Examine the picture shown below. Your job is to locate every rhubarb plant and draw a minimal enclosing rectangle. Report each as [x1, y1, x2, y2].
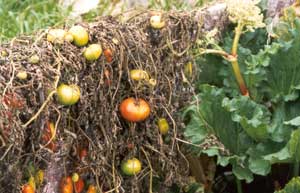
[184, 1, 300, 183]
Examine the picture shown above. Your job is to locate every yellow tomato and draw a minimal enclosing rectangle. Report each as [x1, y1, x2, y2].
[64, 32, 74, 42]
[150, 15, 165, 29]
[17, 71, 28, 80]
[28, 176, 36, 191]
[56, 84, 80, 105]
[84, 44, 102, 61]
[28, 54, 40, 64]
[35, 170, 44, 186]
[158, 118, 169, 135]
[121, 158, 142, 176]
[72, 173, 79, 182]
[130, 69, 149, 81]
[47, 29, 66, 44]
[184, 62, 193, 78]
[69, 25, 89, 47]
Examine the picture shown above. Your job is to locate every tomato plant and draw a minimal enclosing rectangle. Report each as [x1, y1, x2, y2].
[119, 97, 150, 122]
[121, 158, 142, 176]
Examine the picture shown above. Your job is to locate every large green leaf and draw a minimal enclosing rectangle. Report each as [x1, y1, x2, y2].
[222, 96, 271, 142]
[248, 18, 300, 102]
[183, 85, 269, 182]
[275, 177, 300, 193]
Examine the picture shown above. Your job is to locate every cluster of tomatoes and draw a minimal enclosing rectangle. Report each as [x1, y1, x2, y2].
[21, 13, 169, 193]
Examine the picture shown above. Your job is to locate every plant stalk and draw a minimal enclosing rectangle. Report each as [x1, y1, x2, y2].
[293, 162, 299, 177]
[236, 178, 243, 193]
[230, 23, 249, 96]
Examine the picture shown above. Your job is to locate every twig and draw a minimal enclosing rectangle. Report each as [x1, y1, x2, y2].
[141, 147, 153, 193]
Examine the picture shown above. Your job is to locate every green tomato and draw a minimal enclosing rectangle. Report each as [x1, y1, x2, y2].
[56, 84, 80, 105]
[84, 44, 102, 61]
[158, 118, 169, 135]
[121, 158, 142, 176]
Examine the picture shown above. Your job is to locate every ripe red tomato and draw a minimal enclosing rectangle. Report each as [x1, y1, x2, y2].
[22, 184, 34, 193]
[119, 98, 150, 122]
[60, 177, 73, 193]
[104, 48, 113, 62]
[74, 178, 85, 193]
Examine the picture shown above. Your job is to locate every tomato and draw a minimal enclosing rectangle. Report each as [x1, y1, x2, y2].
[184, 62, 193, 78]
[69, 25, 89, 47]
[35, 170, 44, 186]
[60, 177, 73, 193]
[17, 71, 28, 80]
[78, 147, 88, 160]
[28, 54, 40, 64]
[158, 118, 169, 135]
[121, 158, 142, 176]
[22, 184, 34, 193]
[130, 69, 149, 81]
[28, 176, 36, 191]
[150, 15, 165, 29]
[87, 185, 97, 193]
[64, 32, 74, 42]
[103, 48, 113, 62]
[72, 173, 79, 182]
[74, 178, 85, 193]
[47, 29, 66, 44]
[56, 84, 80, 105]
[119, 98, 150, 122]
[84, 44, 102, 61]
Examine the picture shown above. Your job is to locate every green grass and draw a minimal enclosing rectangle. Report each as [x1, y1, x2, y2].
[0, 0, 70, 43]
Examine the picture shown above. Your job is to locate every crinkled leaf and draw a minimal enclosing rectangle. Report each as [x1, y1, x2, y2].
[222, 96, 271, 141]
[275, 177, 300, 193]
[270, 101, 300, 142]
[248, 157, 271, 176]
[260, 19, 300, 102]
[264, 129, 300, 163]
[285, 117, 300, 127]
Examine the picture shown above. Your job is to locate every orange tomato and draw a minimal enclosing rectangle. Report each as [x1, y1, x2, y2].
[60, 177, 73, 193]
[104, 48, 113, 63]
[74, 178, 85, 193]
[87, 184, 97, 193]
[22, 184, 34, 193]
[119, 98, 150, 122]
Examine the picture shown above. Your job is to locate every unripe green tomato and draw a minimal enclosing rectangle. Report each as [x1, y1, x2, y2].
[69, 25, 89, 47]
[158, 118, 169, 135]
[121, 158, 142, 176]
[84, 44, 102, 61]
[56, 84, 80, 105]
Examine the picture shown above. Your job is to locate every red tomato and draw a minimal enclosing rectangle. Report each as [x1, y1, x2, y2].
[74, 178, 85, 193]
[104, 48, 113, 62]
[60, 177, 73, 193]
[119, 98, 150, 122]
[22, 184, 34, 193]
